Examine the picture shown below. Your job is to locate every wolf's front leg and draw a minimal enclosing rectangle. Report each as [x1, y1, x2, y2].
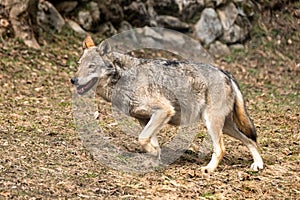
[138, 108, 175, 159]
[142, 134, 161, 159]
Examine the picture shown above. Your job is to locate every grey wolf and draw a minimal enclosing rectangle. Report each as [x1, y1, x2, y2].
[71, 36, 264, 173]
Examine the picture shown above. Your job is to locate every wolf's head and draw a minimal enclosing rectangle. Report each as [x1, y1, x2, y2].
[71, 36, 114, 95]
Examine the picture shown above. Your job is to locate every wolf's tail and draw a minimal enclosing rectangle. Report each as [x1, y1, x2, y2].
[231, 79, 257, 142]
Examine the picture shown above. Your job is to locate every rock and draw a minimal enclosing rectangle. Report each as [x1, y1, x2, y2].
[37, 0, 65, 33]
[174, 0, 184, 13]
[208, 41, 230, 58]
[151, 0, 179, 16]
[161, 29, 186, 46]
[152, 0, 205, 22]
[147, 4, 158, 26]
[124, 2, 154, 27]
[174, 0, 205, 21]
[78, 10, 93, 31]
[229, 43, 244, 51]
[204, 0, 227, 7]
[77, 1, 100, 31]
[195, 8, 223, 45]
[235, 15, 252, 29]
[220, 10, 252, 44]
[217, 2, 238, 30]
[0, 0, 22, 7]
[162, 28, 213, 63]
[143, 26, 163, 40]
[54, 1, 78, 14]
[217, 2, 245, 43]
[213, 0, 228, 6]
[235, 0, 255, 17]
[66, 19, 86, 35]
[221, 24, 247, 44]
[117, 27, 213, 63]
[97, 22, 117, 37]
[157, 15, 190, 31]
[118, 21, 133, 32]
[99, 2, 124, 23]
[9, 0, 40, 49]
[88, 1, 100, 22]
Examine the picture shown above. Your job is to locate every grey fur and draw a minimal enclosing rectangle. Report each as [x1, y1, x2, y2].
[72, 38, 264, 172]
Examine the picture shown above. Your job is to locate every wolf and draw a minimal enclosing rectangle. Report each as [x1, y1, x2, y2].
[71, 36, 264, 173]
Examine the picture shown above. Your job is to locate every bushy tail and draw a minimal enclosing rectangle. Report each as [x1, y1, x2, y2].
[231, 80, 257, 142]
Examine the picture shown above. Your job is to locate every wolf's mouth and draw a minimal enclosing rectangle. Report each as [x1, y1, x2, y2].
[77, 77, 98, 95]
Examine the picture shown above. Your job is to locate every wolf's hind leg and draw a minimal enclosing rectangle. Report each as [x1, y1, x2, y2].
[223, 115, 264, 171]
[138, 108, 174, 159]
[201, 112, 226, 173]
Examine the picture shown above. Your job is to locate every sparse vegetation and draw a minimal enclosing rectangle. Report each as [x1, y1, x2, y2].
[0, 2, 299, 199]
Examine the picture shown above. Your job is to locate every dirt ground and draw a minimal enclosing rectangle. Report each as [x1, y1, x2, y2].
[0, 3, 299, 199]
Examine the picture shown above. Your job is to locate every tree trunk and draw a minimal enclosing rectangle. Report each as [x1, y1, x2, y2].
[0, 0, 40, 49]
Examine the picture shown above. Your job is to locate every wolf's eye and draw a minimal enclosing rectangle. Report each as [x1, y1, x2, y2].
[88, 64, 95, 68]
[107, 64, 113, 69]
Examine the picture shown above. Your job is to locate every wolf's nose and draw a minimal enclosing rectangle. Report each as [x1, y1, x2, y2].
[70, 77, 78, 85]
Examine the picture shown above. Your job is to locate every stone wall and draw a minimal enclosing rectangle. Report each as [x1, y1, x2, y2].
[0, 0, 258, 56]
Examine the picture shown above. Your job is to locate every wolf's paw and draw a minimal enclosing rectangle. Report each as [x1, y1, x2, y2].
[250, 162, 264, 171]
[138, 138, 150, 147]
[144, 143, 161, 159]
[200, 166, 215, 173]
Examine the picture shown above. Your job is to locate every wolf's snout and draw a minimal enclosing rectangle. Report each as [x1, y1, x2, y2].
[70, 77, 78, 85]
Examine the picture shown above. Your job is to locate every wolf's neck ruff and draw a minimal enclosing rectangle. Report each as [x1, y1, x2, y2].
[95, 52, 143, 101]
[108, 52, 143, 71]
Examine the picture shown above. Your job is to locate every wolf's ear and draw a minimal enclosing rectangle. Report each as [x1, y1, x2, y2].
[97, 40, 112, 57]
[83, 35, 95, 49]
